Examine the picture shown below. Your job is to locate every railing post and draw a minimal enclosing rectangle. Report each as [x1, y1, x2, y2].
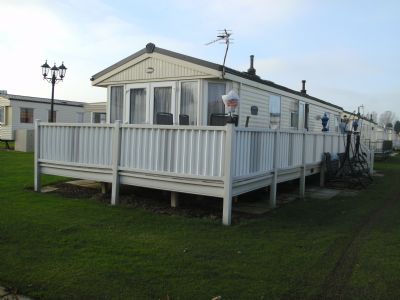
[111, 121, 121, 205]
[299, 132, 306, 198]
[34, 119, 41, 192]
[270, 130, 280, 208]
[370, 149, 375, 175]
[223, 123, 235, 226]
[320, 133, 326, 187]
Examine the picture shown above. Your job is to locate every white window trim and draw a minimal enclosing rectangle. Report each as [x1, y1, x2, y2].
[125, 83, 149, 124]
[268, 94, 282, 129]
[205, 80, 227, 125]
[149, 81, 176, 125]
[107, 85, 125, 123]
[177, 80, 201, 126]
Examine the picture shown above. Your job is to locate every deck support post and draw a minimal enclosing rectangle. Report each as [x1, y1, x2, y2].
[111, 121, 121, 205]
[34, 119, 41, 192]
[223, 123, 235, 226]
[299, 132, 307, 198]
[171, 192, 179, 208]
[101, 182, 108, 194]
[270, 131, 280, 208]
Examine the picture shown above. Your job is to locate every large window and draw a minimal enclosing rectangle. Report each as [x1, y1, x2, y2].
[180, 81, 198, 125]
[110, 86, 124, 123]
[153, 86, 172, 123]
[48, 110, 57, 122]
[0, 106, 4, 124]
[269, 95, 281, 129]
[207, 82, 226, 124]
[129, 88, 147, 124]
[20, 108, 34, 123]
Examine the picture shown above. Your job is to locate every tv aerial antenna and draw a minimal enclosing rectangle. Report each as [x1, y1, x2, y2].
[205, 29, 233, 78]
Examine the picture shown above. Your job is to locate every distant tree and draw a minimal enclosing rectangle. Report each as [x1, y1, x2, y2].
[379, 111, 397, 127]
[394, 120, 400, 134]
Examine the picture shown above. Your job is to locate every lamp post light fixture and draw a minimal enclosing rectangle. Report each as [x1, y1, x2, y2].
[41, 60, 67, 122]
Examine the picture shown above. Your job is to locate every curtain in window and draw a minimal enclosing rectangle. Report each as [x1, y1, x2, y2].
[20, 108, 34, 123]
[153, 87, 172, 123]
[180, 82, 198, 125]
[208, 82, 225, 124]
[130, 88, 146, 124]
[110, 86, 124, 123]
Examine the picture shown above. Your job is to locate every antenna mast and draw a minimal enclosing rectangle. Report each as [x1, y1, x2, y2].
[205, 29, 233, 78]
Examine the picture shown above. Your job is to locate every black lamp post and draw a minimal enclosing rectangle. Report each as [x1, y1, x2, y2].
[41, 60, 67, 122]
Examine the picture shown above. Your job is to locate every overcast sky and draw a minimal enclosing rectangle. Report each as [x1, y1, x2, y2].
[1, 0, 399, 119]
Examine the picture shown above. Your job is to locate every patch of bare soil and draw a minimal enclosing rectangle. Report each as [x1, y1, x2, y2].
[49, 179, 304, 223]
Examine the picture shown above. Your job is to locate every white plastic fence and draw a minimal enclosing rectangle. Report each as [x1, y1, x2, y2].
[38, 122, 346, 180]
[233, 129, 346, 178]
[39, 124, 114, 166]
[119, 125, 226, 177]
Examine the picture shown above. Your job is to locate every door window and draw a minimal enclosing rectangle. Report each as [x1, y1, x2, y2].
[130, 88, 147, 124]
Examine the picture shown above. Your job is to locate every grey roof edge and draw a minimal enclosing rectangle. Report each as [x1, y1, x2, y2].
[90, 43, 343, 111]
[343, 109, 378, 125]
[2, 94, 86, 107]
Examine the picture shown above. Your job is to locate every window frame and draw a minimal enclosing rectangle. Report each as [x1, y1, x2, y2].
[269, 94, 281, 129]
[0, 106, 5, 124]
[20, 107, 34, 124]
[206, 81, 226, 125]
[178, 80, 200, 126]
[108, 85, 124, 123]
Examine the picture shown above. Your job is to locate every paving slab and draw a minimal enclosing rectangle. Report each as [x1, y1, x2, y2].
[305, 187, 341, 200]
[65, 179, 100, 189]
[40, 186, 59, 193]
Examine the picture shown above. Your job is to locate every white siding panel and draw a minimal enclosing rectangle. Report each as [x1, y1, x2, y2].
[103, 57, 211, 84]
[238, 84, 269, 128]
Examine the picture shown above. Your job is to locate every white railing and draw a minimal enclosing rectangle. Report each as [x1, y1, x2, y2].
[119, 125, 226, 177]
[36, 121, 350, 226]
[233, 129, 346, 178]
[39, 123, 114, 166]
[38, 122, 347, 179]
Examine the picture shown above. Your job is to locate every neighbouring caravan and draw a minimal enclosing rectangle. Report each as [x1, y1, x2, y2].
[0, 91, 90, 141]
[84, 102, 107, 123]
[90, 43, 343, 131]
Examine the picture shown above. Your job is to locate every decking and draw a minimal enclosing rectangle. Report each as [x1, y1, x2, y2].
[34, 121, 348, 225]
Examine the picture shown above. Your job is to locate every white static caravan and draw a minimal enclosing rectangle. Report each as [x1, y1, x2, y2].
[35, 43, 363, 225]
[0, 91, 89, 141]
[90, 43, 342, 131]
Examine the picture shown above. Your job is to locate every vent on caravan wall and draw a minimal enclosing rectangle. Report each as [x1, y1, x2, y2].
[300, 80, 307, 94]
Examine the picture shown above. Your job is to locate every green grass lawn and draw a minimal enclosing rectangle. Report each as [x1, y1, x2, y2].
[1, 150, 400, 299]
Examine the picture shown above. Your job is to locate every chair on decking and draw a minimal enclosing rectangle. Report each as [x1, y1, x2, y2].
[179, 114, 189, 125]
[210, 113, 238, 126]
[156, 112, 173, 125]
